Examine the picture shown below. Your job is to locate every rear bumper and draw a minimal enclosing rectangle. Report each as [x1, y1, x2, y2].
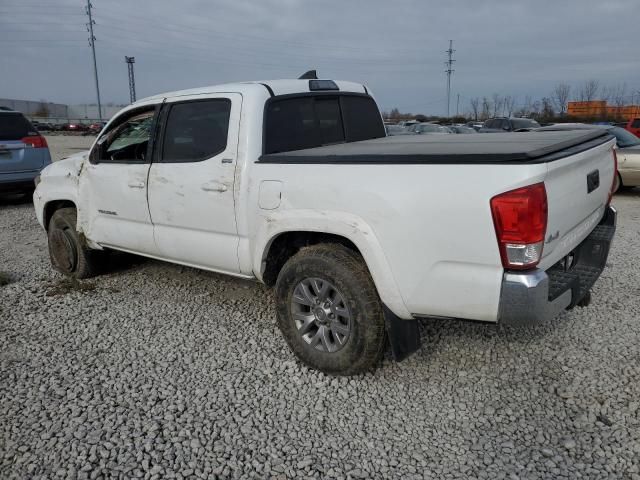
[0, 171, 40, 193]
[498, 206, 616, 326]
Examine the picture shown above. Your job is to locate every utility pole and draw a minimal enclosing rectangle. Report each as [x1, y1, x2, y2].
[456, 93, 460, 117]
[125, 56, 136, 104]
[444, 40, 455, 118]
[85, 0, 102, 120]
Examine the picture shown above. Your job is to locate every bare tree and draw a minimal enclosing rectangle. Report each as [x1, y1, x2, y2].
[469, 97, 480, 120]
[541, 97, 555, 120]
[530, 99, 542, 118]
[515, 95, 533, 117]
[552, 83, 571, 115]
[600, 85, 614, 103]
[504, 96, 516, 117]
[577, 80, 600, 102]
[491, 93, 503, 117]
[612, 83, 628, 108]
[481, 97, 491, 120]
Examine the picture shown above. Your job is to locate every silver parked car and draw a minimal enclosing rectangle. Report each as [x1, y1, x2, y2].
[0, 109, 52, 195]
[385, 124, 414, 136]
[450, 125, 477, 134]
[410, 123, 454, 135]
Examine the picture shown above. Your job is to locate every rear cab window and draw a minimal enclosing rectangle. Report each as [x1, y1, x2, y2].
[264, 94, 385, 154]
[0, 112, 38, 140]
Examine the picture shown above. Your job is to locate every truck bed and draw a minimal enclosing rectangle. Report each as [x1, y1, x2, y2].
[259, 130, 613, 164]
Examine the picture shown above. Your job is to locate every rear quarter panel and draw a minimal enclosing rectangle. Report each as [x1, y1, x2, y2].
[244, 161, 548, 322]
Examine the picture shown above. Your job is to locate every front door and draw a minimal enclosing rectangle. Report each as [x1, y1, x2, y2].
[147, 94, 241, 273]
[78, 102, 160, 254]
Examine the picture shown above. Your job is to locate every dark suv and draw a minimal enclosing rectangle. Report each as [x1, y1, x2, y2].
[0, 109, 52, 195]
[480, 117, 541, 133]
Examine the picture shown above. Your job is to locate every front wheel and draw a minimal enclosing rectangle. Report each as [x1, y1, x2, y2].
[48, 208, 103, 279]
[275, 243, 386, 375]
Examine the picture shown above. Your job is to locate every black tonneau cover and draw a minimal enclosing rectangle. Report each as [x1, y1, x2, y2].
[259, 130, 613, 164]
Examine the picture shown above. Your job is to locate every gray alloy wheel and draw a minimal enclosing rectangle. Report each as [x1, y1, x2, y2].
[291, 277, 351, 353]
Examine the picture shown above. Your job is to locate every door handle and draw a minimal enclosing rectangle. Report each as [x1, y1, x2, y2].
[128, 181, 145, 189]
[201, 182, 228, 193]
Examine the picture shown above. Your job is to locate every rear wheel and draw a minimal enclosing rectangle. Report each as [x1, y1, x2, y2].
[48, 208, 103, 279]
[275, 243, 386, 375]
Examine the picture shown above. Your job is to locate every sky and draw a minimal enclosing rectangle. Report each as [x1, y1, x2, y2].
[1, 0, 639, 116]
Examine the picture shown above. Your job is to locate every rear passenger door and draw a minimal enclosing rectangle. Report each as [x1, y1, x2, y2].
[147, 94, 241, 273]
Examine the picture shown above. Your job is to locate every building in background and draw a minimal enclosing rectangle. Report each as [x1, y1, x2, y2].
[0, 98, 68, 118]
[567, 100, 640, 120]
[0, 98, 124, 124]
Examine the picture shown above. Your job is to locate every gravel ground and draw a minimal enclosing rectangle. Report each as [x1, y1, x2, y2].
[1, 141, 639, 478]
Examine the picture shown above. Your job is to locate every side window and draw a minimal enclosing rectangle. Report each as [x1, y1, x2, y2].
[485, 119, 496, 129]
[341, 96, 385, 142]
[97, 109, 155, 163]
[161, 99, 231, 163]
[631, 119, 640, 128]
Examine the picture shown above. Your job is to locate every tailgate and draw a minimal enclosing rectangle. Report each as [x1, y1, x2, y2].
[0, 140, 46, 173]
[539, 137, 616, 270]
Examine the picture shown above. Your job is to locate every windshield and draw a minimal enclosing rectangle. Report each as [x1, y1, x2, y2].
[511, 119, 540, 130]
[610, 127, 640, 148]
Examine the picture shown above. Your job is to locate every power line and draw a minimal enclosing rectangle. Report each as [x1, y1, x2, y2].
[445, 40, 455, 117]
[96, 9, 423, 57]
[85, 0, 102, 121]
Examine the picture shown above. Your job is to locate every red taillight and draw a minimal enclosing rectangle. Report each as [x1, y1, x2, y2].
[490, 182, 548, 270]
[21, 135, 48, 149]
[608, 148, 618, 205]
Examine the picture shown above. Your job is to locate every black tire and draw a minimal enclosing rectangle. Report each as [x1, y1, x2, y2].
[275, 243, 386, 375]
[48, 208, 103, 279]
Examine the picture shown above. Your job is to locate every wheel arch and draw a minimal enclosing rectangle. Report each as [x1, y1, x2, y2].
[262, 231, 360, 287]
[43, 199, 77, 230]
[254, 212, 411, 319]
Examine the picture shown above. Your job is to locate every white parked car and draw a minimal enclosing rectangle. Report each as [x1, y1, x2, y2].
[34, 76, 617, 375]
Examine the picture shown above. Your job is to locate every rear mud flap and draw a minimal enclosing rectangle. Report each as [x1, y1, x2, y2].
[383, 305, 421, 362]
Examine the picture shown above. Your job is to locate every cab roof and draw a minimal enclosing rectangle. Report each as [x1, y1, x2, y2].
[137, 79, 368, 104]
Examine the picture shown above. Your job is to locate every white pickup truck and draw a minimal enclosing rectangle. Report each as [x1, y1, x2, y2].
[33, 75, 617, 375]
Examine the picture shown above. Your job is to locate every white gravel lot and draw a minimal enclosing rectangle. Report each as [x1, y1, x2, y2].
[1, 136, 639, 479]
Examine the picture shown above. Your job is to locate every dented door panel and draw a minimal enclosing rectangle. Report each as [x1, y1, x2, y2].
[147, 93, 242, 273]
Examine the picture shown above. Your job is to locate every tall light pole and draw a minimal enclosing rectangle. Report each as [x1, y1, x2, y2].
[85, 0, 102, 120]
[125, 56, 136, 104]
[445, 40, 455, 118]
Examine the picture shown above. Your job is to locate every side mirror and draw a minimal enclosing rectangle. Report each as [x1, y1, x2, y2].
[91, 134, 112, 164]
[89, 139, 104, 164]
